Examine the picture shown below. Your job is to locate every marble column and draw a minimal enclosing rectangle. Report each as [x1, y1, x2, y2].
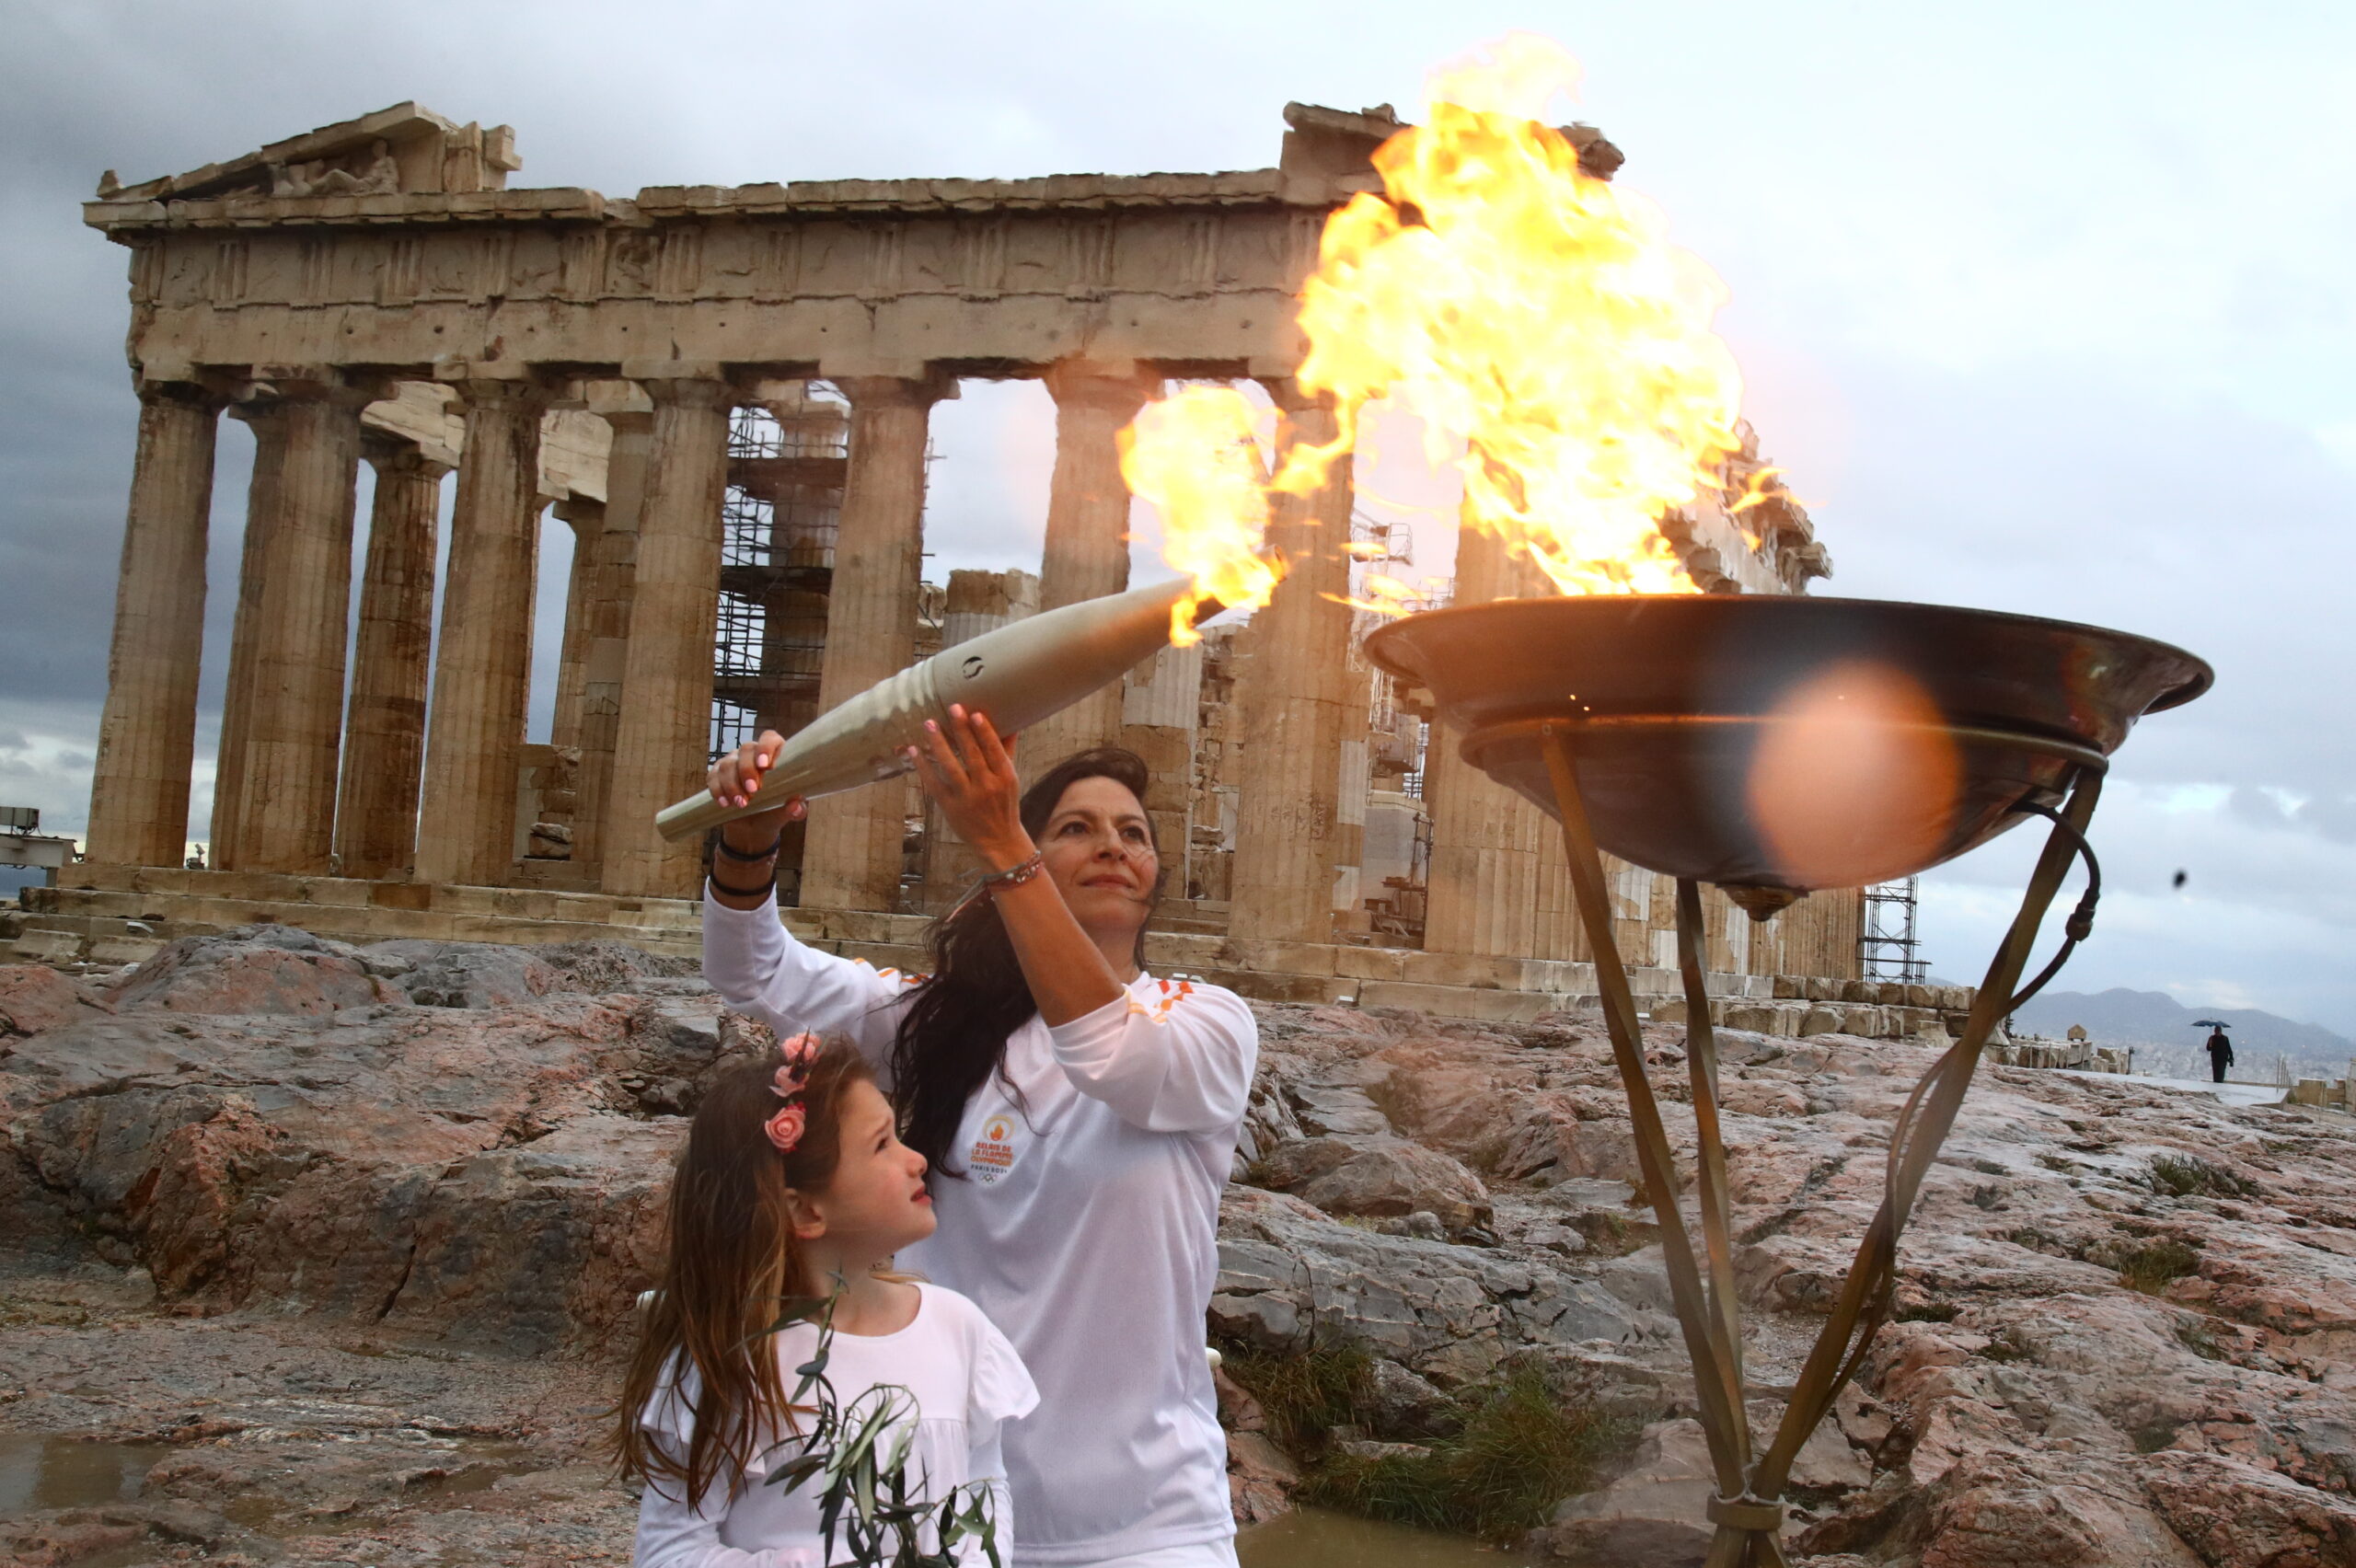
[209, 398, 289, 869]
[799, 373, 950, 913]
[231, 377, 369, 874]
[1228, 381, 1362, 943]
[1022, 361, 1161, 770]
[414, 379, 549, 889]
[602, 376, 736, 899]
[1420, 521, 1548, 956]
[334, 432, 447, 880]
[549, 498, 604, 754]
[87, 380, 225, 869]
[572, 398, 653, 880]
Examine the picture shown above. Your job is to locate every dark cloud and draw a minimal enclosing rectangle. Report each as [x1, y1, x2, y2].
[2302, 793, 2356, 846]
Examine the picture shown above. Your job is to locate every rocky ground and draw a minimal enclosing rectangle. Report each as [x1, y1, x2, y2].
[3, 925, 2353, 1566]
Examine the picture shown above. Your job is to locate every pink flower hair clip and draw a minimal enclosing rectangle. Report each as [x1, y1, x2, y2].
[765, 1033, 820, 1155]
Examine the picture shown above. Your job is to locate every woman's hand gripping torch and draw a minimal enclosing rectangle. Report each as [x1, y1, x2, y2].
[654, 573, 1237, 846]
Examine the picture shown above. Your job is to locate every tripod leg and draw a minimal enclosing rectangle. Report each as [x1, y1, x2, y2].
[1753, 770, 2105, 1499]
[1538, 727, 1750, 1504]
[1678, 879, 1750, 1454]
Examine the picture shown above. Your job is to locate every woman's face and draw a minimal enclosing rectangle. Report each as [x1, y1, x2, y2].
[1038, 776, 1159, 940]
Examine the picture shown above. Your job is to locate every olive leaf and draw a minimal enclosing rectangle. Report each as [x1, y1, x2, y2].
[761, 1285, 1002, 1566]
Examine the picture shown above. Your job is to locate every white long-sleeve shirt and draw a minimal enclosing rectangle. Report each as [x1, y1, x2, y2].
[634, 1283, 1036, 1568]
[702, 893, 1258, 1566]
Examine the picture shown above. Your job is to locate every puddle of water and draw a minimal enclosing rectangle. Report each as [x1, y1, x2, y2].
[0, 1433, 172, 1516]
[1238, 1505, 1537, 1568]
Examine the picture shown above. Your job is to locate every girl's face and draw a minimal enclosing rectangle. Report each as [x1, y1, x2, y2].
[792, 1078, 935, 1261]
[1040, 776, 1158, 939]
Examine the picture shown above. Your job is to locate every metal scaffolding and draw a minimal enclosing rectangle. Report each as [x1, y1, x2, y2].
[1861, 875, 1930, 984]
[710, 397, 849, 760]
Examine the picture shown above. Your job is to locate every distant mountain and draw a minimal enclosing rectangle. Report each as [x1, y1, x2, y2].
[2011, 987, 2354, 1080]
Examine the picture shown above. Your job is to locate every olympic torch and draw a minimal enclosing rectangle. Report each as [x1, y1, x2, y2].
[653, 574, 1226, 843]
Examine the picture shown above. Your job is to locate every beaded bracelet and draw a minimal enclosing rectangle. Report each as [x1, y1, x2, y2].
[977, 850, 1046, 896]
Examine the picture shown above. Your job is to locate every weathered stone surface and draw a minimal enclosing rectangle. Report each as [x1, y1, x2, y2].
[1288, 1081, 1392, 1137]
[1216, 1184, 1641, 1388]
[3, 930, 718, 1354]
[0, 1258, 634, 1568]
[1535, 1416, 1715, 1567]
[109, 923, 394, 1015]
[360, 935, 699, 1009]
[0, 963, 108, 1035]
[1226, 1430, 1299, 1527]
[1256, 1133, 1495, 1237]
[1364, 1355, 1460, 1437]
[1231, 997, 2356, 1565]
[9, 932, 2356, 1565]
[2138, 1448, 2356, 1565]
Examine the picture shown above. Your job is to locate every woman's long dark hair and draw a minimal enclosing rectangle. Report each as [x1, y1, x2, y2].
[891, 747, 1165, 1180]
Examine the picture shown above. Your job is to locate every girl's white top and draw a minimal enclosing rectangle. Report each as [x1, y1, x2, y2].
[633, 1282, 1038, 1568]
[703, 893, 1259, 1565]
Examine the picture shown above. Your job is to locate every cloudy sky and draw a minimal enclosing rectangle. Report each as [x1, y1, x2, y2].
[3, 2, 2350, 1031]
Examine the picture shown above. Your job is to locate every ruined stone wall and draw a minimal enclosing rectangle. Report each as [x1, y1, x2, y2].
[57, 98, 1867, 1004]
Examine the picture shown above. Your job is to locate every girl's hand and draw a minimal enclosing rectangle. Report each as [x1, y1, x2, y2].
[707, 731, 805, 852]
[908, 707, 1031, 870]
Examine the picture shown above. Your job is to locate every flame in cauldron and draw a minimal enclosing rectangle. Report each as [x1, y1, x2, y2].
[1123, 33, 1754, 616]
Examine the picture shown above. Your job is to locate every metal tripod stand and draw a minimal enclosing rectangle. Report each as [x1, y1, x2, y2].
[1537, 721, 2103, 1566]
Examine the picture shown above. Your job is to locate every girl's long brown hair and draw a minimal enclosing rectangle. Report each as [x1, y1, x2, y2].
[614, 1040, 873, 1504]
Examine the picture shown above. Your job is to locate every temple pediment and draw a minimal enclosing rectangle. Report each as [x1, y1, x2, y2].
[95, 101, 520, 203]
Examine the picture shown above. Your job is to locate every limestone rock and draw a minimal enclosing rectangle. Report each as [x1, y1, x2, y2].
[1364, 1356, 1460, 1438]
[365, 939, 561, 1009]
[2138, 1448, 2356, 1566]
[8, 929, 2356, 1566]
[1287, 1082, 1392, 1137]
[1239, 998, 2356, 1563]
[358, 936, 697, 1009]
[385, 1115, 681, 1353]
[0, 963, 109, 1035]
[1, 927, 687, 1350]
[1215, 1183, 1640, 1387]
[1237, 1076, 1304, 1163]
[1254, 1133, 1495, 1237]
[1532, 1417, 1714, 1567]
[108, 924, 393, 1015]
[1226, 1430, 1299, 1526]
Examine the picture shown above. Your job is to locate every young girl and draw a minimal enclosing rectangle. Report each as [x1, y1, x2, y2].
[618, 1033, 1037, 1567]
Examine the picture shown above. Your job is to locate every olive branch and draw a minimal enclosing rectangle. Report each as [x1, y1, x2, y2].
[759, 1290, 1003, 1568]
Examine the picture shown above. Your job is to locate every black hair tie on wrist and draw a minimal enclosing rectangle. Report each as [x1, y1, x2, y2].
[708, 869, 775, 899]
[712, 832, 784, 864]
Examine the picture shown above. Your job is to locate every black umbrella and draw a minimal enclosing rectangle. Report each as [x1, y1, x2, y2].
[2192, 1019, 2231, 1030]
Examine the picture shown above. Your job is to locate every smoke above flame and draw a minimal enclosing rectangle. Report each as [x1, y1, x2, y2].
[1124, 32, 1755, 617]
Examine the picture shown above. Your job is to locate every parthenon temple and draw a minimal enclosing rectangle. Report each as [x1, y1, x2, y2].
[17, 100, 1973, 1034]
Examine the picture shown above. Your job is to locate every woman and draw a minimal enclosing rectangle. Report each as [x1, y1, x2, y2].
[700, 706, 1257, 1568]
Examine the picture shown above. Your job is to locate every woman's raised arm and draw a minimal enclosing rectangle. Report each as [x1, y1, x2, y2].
[700, 735, 909, 1063]
[906, 709, 1128, 1029]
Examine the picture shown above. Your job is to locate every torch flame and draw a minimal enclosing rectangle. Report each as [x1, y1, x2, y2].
[1117, 386, 1287, 645]
[1124, 33, 1760, 611]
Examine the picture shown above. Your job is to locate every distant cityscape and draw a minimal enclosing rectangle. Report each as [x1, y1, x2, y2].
[2012, 986, 2355, 1081]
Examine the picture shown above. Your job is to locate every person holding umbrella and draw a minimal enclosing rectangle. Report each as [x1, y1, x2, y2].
[2199, 1020, 2235, 1084]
